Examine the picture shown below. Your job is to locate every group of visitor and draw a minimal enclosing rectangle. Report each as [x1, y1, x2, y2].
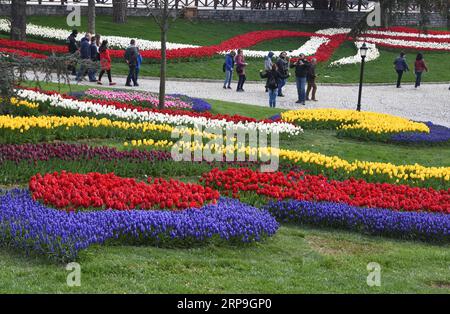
[223, 50, 318, 108]
[394, 52, 429, 88]
[66, 29, 446, 105]
[223, 49, 443, 109]
[66, 29, 142, 87]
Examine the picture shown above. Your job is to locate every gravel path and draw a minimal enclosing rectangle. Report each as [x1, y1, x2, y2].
[73, 76, 450, 127]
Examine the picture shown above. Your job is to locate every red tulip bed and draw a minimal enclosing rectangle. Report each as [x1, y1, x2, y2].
[200, 168, 450, 214]
[0, 30, 339, 62]
[0, 31, 344, 63]
[2, 26, 450, 64]
[0, 47, 48, 59]
[30, 171, 220, 211]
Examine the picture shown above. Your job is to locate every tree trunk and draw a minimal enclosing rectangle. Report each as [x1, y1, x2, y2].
[88, 0, 96, 34]
[158, 4, 169, 110]
[312, 0, 329, 10]
[447, 0, 450, 29]
[11, 0, 27, 41]
[337, 0, 347, 11]
[380, 0, 391, 27]
[113, 0, 127, 24]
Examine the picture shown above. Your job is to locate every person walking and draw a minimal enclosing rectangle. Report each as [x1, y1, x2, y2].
[135, 49, 143, 84]
[276, 51, 289, 97]
[88, 36, 99, 82]
[76, 33, 92, 82]
[414, 53, 428, 88]
[67, 29, 78, 76]
[306, 58, 318, 101]
[223, 50, 236, 89]
[235, 49, 248, 92]
[124, 39, 138, 87]
[260, 64, 282, 108]
[97, 40, 116, 86]
[290, 53, 310, 105]
[263, 51, 274, 92]
[393, 52, 409, 88]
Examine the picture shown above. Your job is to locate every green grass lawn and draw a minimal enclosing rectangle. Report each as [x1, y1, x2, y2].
[5, 15, 449, 83]
[26, 15, 318, 45]
[1, 226, 449, 293]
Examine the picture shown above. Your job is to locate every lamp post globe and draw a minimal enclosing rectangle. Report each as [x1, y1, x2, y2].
[360, 42, 368, 58]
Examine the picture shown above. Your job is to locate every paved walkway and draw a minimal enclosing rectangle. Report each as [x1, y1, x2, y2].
[73, 76, 450, 127]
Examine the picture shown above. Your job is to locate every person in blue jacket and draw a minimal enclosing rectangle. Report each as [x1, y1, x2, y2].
[393, 52, 409, 88]
[76, 33, 92, 82]
[135, 49, 143, 85]
[223, 50, 236, 89]
[88, 36, 99, 82]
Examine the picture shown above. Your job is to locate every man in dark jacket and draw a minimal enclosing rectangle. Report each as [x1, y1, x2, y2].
[290, 53, 310, 105]
[125, 39, 139, 86]
[393, 52, 409, 88]
[76, 33, 92, 82]
[67, 29, 78, 75]
[276, 51, 289, 97]
[67, 30, 78, 53]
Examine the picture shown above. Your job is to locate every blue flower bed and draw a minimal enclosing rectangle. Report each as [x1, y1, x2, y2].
[264, 200, 450, 242]
[391, 122, 450, 144]
[191, 98, 212, 113]
[167, 94, 212, 112]
[269, 114, 282, 122]
[0, 190, 278, 261]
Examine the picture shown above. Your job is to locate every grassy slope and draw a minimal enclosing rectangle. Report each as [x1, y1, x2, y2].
[1, 226, 449, 293]
[17, 16, 450, 83]
[18, 82, 450, 167]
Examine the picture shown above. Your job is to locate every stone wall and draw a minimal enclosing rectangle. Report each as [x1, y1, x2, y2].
[390, 12, 447, 28]
[0, 4, 447, 28]
[196, 10, 448, 27]
[196, 10, 365, 26]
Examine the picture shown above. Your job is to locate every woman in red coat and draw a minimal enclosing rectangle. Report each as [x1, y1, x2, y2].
[97, 40, 116, 85]
[414, 53, 428, 88]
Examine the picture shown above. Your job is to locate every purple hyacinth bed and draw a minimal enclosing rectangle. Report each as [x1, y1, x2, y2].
[264, 199, 450, 243]
[391, 122, 450, 144]
[0, 190, 279, 261]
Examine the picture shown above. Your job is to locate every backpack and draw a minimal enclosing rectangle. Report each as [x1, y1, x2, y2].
[267, 73, 278, 90]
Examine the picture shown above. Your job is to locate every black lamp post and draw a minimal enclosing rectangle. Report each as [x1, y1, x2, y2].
[357, 43, 368, 112]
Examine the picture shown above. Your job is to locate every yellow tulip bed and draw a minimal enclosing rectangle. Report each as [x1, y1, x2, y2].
[1, 95, 448, 189]
[281, 108, 430, 142]
[126, 137, 450, 189]
[0, 115, 216, 144]
[10, 98, 40, 109]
